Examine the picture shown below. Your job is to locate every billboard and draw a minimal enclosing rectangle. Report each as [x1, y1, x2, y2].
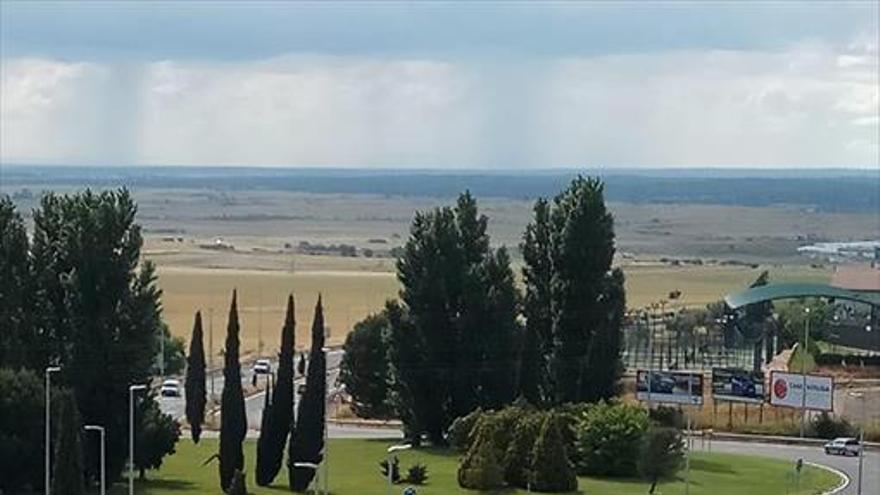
[636, 370, 703, 405]
[712, 368, 765, 404]
[769, 371, 833, 411]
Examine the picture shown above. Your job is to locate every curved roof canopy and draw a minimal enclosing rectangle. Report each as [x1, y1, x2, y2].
[724, 283, 880, 309]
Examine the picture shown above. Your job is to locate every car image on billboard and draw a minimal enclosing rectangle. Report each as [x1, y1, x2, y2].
[712, 368, 764, 404]
[636, 370, 703, 405]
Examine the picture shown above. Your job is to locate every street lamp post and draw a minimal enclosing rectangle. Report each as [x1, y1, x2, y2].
[800, 307, 810, 438]
[129, 384, 147, 495]
[84, 425, 106, 495]
[848, 392, 866, 495]
[386, 444, 411, 495]
[322, 346, 332, 495]
[45, 366, 61, 495]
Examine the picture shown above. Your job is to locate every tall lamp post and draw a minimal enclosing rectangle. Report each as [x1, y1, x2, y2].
[800, 307, 810, 438]
[322, 346, 332, 495]
[84, 425, 106, 495]
[386, 444, 411, 495]
[848, 391, 866, 495]
[128, 384, 147, 495]
[45, 366, 61, 495]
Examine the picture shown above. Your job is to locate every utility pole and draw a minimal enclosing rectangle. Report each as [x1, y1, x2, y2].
[800, 307, 810, 438]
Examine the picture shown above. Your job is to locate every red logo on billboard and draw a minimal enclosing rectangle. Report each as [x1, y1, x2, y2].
[774, 378, 788, 399]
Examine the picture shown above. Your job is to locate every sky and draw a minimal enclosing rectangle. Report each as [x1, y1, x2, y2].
[1, 1, 878, 169]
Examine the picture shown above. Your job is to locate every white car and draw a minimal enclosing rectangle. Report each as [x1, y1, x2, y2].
[160, 379, 182, 398]
[253, 359, 272, 375]
[823, 437, 861, 456]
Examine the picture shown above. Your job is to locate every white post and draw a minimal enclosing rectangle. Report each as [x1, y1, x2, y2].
[209, 308, 215, 402]
[322, 346, 331, 495]
[849, 392, 865, 495]
[45, 366, 61, 495]
[800, 307, 810, 438]
[129, 384, 147, 495]
[84, 425, 106, 495]
[386, 444, 411, 495]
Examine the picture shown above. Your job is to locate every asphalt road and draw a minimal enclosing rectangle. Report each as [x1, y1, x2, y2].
[704, 439, 877, 495]
[159, 350, 344, 429]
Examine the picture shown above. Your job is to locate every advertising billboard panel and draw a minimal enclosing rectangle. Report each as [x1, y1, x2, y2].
[768, 371, 833, 411]
[636, 370, 703, 405]
[711, 368, 765, 404]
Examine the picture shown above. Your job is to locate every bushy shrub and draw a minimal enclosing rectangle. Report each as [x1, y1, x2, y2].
[379, 456, 401, 484]
[447, 408, 483, 451]
[575, 401, 649, 477]
[649, 405, 685, 429]
[530, 414, 577, 493]
[457, 417, 505, 490]
[503, 412, 544, 488]
[406, 463, 429, 485]
[638, 426, 684, 495]
[810, 412, 856, 440]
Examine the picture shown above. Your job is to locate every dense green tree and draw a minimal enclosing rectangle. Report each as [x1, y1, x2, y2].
[289, 296, 326, 492]
[0, 368, 46, 492]
[391, 192, 521, 443]
[29, 189, 164, 482]
[185, 311, 207, 443]
[134, 395, 181, 479]
[52, 390, 85, 495]
[257, 294, 296, 486]
[519, 198, 553, 404]
[457, 417, 505, 490]
[156, 323, 187, 376]
[638, 426, 684, 494]
[220, 291, 247, 491]
[0, 196, 33, 369]
[529, 414, 577, 493]
[522, 177, 623, 404]
[339, 312, 393, 418]
[574, 401, 648, 477]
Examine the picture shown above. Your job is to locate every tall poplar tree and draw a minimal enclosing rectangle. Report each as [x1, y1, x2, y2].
[522, 177, 625, 404]
[219, 291, 246, 491]
[0, 196, 32, 369]
[52, 390, 85, 495]
[289, 296, 326, 492]
[185, 311, 207, 443]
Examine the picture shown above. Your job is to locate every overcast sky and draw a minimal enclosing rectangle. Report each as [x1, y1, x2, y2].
[1, 1, 877, 169]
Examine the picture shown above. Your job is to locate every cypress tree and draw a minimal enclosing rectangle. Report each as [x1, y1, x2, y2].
[457, 417, 505, 490]
[256, 294, 296, 486]
[255, 383, 273, 486]
[289, 296, 326, 492]
[185, 311, 207, 443]
[219, 290, 247, 492]
[529, 414, 577, 493]
[52, 390, 85, 495]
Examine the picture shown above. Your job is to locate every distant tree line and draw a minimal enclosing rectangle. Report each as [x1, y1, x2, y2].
[340, 176, 627, 444]
[0, 191, 180, 494]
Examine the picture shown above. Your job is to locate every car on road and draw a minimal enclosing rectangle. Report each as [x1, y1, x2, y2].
[823, 437, 861, 456]
[160, 379, 182, 398]
[253, 359, 272, 375]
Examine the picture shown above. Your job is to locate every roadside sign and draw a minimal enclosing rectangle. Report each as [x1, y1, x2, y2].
[711, 368, 764, 404]
[768, 371, 833, 411]
[636, 370, 704, 405]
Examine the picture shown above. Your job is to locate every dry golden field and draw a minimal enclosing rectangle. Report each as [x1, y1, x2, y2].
[151, 249, 830, 358]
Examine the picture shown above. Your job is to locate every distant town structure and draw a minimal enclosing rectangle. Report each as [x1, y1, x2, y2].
[796, 240, 880, 261]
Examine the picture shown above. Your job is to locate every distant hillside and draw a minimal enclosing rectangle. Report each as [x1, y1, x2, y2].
[2, 165, 877, 213]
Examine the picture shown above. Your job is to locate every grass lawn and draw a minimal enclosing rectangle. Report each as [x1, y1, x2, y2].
[106, 438, 839, 495]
